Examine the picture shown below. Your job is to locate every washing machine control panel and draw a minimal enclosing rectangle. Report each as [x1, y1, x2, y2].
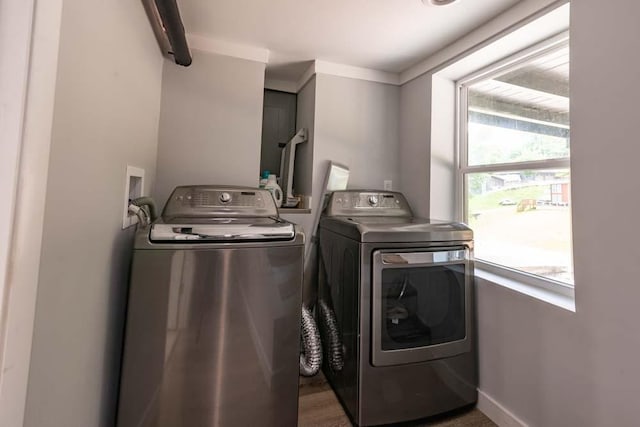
[163, 186, 278, 219]
[325, 191, 413, 216]
[219, 192, 232, 203]
[177, 189, 265, 208]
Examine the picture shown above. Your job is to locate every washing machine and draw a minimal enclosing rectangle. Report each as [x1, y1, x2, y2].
[318, 190, 476, 426]
[117, 185, 304, 427]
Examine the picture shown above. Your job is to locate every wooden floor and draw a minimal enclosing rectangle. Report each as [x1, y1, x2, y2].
[298, 374, 496, 427]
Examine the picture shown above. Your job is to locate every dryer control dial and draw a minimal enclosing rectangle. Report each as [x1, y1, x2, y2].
[368, 195, 379, 206]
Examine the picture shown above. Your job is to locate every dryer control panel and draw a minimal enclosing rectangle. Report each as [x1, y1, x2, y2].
[324, 190, 413, 217]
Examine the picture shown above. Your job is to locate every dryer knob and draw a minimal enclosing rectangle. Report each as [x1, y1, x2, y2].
[219, 192, 232, 203]
[368, 195, 379, 206]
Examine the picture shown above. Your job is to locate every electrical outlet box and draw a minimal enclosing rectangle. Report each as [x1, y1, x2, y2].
[384, 180, 393, 191]
[123, 166, 145, 229]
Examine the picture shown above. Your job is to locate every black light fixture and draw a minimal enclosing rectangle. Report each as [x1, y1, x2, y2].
[141, 0, 192, 66]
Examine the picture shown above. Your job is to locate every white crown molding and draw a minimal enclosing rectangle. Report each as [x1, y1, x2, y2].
[183, 34, 398, 89]
[296, 62, 317, 92]
[400, 0, 566, 85]
[315, 60, 400, 86]
[264, 78, 297, 93]
[295, 59, 400, 91]
[186, 34, 270, 64]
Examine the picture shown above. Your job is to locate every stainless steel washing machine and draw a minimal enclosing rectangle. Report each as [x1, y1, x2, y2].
[318, 190, 476, 426]
[117, 186, 304, 427]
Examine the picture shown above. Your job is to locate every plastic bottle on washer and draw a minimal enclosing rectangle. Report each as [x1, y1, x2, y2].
[259, 170, 270, 188]
[264, 174, 283, 207]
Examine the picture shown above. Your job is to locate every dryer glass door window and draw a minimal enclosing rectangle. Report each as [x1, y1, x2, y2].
[371, 248, 472, 367]
[381, 264, 465, 351]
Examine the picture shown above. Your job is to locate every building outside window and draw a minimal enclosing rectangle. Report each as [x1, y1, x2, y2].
[457, 35, 573, 288]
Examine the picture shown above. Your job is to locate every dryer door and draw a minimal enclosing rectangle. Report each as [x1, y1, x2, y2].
[371, 247, 472, 367]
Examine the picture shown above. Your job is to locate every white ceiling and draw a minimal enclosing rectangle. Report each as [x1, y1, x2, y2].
[179, 0, 522, 81]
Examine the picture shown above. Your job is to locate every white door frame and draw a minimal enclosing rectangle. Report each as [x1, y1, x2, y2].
[0, 0, 64, 425]
[0, 0, 37, 393]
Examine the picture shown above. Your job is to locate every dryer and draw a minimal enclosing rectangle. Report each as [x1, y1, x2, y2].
[318, 190, 476, 426]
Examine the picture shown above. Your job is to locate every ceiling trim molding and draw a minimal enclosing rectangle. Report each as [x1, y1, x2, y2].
[315, 60, 400, 86]
[400, 0, 567, 85]
[296, 62, 317, 92]
[186, 34, 270, 64]
[295, 59, 400, 91]
[265, 78, 298, 93]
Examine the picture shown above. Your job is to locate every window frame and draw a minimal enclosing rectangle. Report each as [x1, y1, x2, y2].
[455, 32, 574, 295]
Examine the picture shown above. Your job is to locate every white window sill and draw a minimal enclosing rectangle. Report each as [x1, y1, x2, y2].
[475, 267, 576, 312]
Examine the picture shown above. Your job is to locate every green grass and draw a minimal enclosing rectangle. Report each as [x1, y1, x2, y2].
[469, 185, 546, 212]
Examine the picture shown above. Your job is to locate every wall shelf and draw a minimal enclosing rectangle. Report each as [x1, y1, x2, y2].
[279, 208, 311, 214]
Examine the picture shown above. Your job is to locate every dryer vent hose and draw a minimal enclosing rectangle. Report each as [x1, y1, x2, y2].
[131, 197, 158, 222]
[300, 306, 322, 377]
[319, 300, 344, 372]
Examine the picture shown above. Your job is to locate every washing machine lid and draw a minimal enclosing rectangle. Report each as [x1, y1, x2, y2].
[150, 217, 296, 242]
[320, 216, 472, 243]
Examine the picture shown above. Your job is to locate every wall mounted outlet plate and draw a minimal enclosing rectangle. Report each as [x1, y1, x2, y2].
[123, 165, 145, 229]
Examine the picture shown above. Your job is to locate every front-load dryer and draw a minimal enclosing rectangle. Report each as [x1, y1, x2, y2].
[318, 190, 476, 426]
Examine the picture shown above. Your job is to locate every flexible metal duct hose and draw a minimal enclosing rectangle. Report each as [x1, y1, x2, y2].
[300, 306, 322, 377]
[319, 299, 344, 372]
[146, 0, 192, 66]
[131, 197, 158, 222]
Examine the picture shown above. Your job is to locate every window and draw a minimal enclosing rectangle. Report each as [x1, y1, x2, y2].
[457, 35, 573, 287]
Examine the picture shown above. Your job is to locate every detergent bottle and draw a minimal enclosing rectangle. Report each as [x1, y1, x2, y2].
[259, 170, 270, 188]
[264, 174, 283, 207]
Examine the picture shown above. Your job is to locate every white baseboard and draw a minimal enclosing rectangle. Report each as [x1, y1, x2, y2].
[477, 389, 528, 427]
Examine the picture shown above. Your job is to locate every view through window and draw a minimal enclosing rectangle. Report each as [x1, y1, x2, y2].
[458, 38, 573, 285]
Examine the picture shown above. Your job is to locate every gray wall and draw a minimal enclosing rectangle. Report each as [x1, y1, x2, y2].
[24, 1, 163, 426]
[298, 73, 400, 305]
[154, 50, 266, 205]
[285, 73, 401, 243]
[280, 77, 316, 280]
[283, 73, 401, 305]
[399, 73, 457, 221]
[399, 74, 431, 218]
[400, 1, 640, 426]
[314, 74, 400, 193]
[429, 75, 456, 220]
[294, 77, 316, 200]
